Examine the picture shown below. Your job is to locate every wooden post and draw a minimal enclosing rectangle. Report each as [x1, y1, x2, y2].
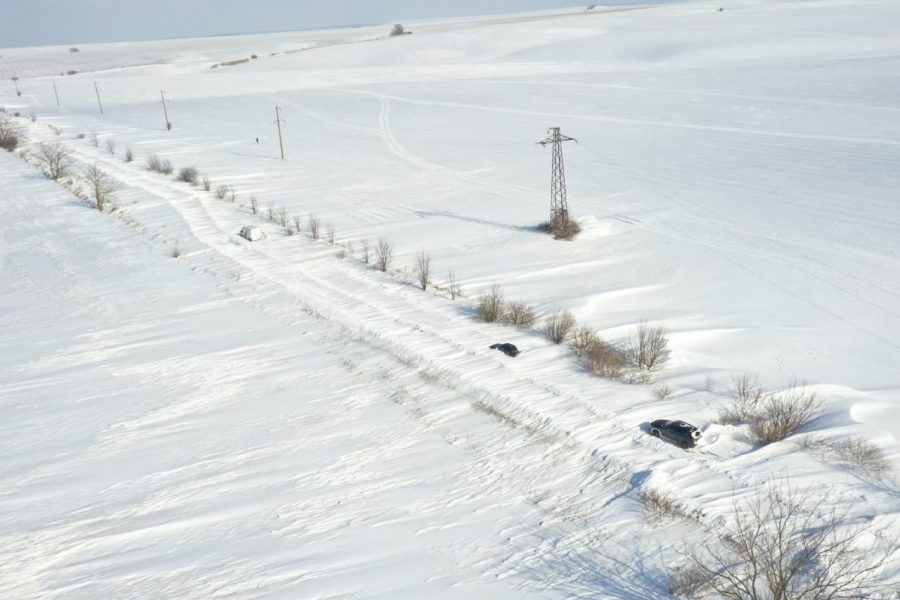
[161, 90, 171, 130]
[94, 82, 104, 115]
[52, 80, 60, 106]
[275, 106, 285, 160]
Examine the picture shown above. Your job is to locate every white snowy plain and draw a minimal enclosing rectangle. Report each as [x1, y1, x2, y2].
[1, 0, 899, 597]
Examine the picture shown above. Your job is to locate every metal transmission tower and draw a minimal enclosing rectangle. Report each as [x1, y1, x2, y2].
[538, 127, 577, 229]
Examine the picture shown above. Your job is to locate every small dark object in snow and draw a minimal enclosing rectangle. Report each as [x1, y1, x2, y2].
[490, 343, 520, 357]
[649, 419, 701, 449]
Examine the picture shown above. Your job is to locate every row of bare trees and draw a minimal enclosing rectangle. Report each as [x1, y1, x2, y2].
[29, 142, 118, 211]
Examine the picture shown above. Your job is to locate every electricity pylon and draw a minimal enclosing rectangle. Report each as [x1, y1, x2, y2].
[538, 127, 577, 229]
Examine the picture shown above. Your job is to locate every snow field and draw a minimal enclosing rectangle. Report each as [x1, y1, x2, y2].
[2, 0, 900, 596]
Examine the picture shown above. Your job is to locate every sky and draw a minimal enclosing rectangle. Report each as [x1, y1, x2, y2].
[0, 0, 644, 48]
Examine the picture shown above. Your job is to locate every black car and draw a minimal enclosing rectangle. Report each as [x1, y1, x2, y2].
[649, 419, 701, 449]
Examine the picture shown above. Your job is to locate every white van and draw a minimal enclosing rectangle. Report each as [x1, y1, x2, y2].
[239, 225, 265, 242]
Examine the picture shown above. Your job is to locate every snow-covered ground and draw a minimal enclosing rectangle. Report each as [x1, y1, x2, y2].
[2, 0, 899, 597]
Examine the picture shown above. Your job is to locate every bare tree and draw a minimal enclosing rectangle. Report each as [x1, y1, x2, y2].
[674, 483, 896, 599]
[361, 239, 370, 264]
[124, 148, 134, 162]
[503, 300, 538, 328]
[447, 271, 462, 300]
[327, 224, 336, 245]
[82, 164, 119, 212]
[581, 338, 628, 380]
[625, 320, 671, 370]
[543, 310, 576, 344]
[375, 238, 393, 272]
[215, 184, 229, 200]
[0, 116, 23, 151]
[105, 139, 116, 155]
[201, 174, 210, 191]
[414, 251, 431, 290]
[732, 373, 765, 405]
[35, 142, 73, 180]
[275, 206, 288, 228]
[307, 214, 320, 240]
[569, 325, 599, 359]
[476, 285, 505, 323]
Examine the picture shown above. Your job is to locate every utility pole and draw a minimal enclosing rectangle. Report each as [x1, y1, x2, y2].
[537, 127, 577, 231]
[12, 76, 21, 97]
[52, 80, 60, 106]
[160, 90, 171, 130]
[274, 106, 285, 160]
[94, 82, 104, 115]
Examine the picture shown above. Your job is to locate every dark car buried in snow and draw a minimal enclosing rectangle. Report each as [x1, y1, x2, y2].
[649, 419, 701, 449]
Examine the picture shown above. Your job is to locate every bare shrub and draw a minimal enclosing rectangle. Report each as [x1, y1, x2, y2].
[227, 186, 237, 202]
[0, 116, 23, 151]
[82, 164, 119, 212]
[413, 251, 431, 290]
[747, 382, 819, 446]
[266, 203, 275, 222]
[35, 142, 72, 180]
[326, 224, 336, 245]
[799, 435, 890, 478]
[147, 154, 172, 174]
[177, 166, 199, 184]
[834, 437, 890, 476]
[307, 214, 320, 240]
[732, 373, 764, 404]
[375, 238, 393, 272]
[215, 184, 228, 200]
[170, 246, 183, 258]
[76, 132, 86, 140]
[503, 300, 537, 328]
[105, 139, 116, 155]
[569, 325, 599, 359]
[543, 310, 576, 344]
[124, 148, 134, 162]
[624, 320, 670, 371]
[292, 215, 301, 234]
[675, 482, 896, 600]
[447, 271, 462, 300]
[667, 564, 710, 599]
[360, 239, 370, 264]
[275, 206, 288, 228]
[201, 175, 210, 191]
[476, 285, 505, 323]
[554, 218, 581, 240]
[639, 488, 686, 521]
[538, 217, 581, 240]
[582, 339, 628, 380]
[48, 125, 62, 136]
[654, 383, 673, 401]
